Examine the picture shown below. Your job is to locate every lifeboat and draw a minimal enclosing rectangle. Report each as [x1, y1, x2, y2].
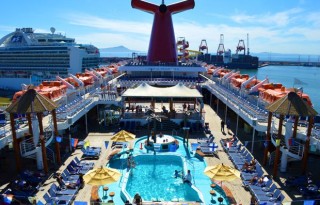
[76, 73, 94, 86]
[231, 74, 249, 88]
[258, 83, 312, 106]
[12, 81, 67, 102]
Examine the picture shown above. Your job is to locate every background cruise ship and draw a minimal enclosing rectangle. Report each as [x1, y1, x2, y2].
[0, 27, 100, 90]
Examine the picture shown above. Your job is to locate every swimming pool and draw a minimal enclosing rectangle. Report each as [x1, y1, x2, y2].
[105, 136, 230, 204]
[123, 154, 201, 202]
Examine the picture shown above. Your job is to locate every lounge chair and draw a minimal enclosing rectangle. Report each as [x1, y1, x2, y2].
[256, 189, 283, 204]
[43, 192, 73, 205]
[249, 180, 273, 193]
[62, 170, 79, 181]
[60, 173, 78, 185]
[50, 183, 78, 196]
[253, 184, 277, 197]
[74, 157, 95, 167]
[81, 147, 101, 159]
[241, 165, 263, 181]
[70, 160, 94, 170]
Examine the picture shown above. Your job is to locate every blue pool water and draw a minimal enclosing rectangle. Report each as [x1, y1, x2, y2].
[125, 155, 201, 202]
[105, 136, 230, 204]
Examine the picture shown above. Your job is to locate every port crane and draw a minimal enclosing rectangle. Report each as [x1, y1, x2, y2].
[199, 39, 208, 54]
[236, 39, 246, 55]
[217, 34, 225, 56]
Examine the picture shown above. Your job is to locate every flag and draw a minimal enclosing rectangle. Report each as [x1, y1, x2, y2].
[71, 138, 78, 148]
[293, 78, 308, 86]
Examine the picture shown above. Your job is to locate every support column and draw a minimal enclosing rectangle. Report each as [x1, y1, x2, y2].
[37, 113, 44, 135]
[216, 99, 219, 114]
[26, 113, 33, 135]
[9, 113, 21, 172]
[280, 151, 288, 172]
[224, 103, 228, 123]
[273, 114, 284, 178]
[263, 112, 273, 166]
[251, 128, 255, 153]
[85, 113, 88, 134]
[52, 109, 61, 165]
[302, 117, 313, 173]
[40, 135, 48, 174]
[235, 113, 239, 136]
[169, 98, 173, 111]
[292, 117, 299, 138]
[209, 94, 212, 108]
[186, 128, 190, 147]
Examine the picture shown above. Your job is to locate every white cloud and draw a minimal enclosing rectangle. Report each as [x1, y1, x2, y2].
[305, 12, 320, 26]
[230, 8, 303, 27]
[62, 11, 320, 55]
[67, 14, 151, 35]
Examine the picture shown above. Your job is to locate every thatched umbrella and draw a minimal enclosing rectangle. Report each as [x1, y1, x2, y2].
[5, 88, 60, 173]
[264, 92, 317, 176]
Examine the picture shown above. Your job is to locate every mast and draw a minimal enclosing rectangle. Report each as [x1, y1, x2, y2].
[247, 33, 250, 55]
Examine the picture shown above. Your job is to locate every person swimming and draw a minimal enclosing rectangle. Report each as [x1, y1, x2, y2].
[174, 170, 182, 178]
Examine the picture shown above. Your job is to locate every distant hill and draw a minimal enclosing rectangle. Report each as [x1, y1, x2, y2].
[99, 46, 136, 52]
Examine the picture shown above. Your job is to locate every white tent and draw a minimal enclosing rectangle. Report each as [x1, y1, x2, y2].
[122, 83, 202, 98]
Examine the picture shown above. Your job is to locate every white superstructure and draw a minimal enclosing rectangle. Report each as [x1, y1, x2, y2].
[0, 27, 100, 90]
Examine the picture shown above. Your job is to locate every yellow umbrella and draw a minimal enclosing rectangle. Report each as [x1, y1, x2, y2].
[111, 130, 136, 142]
[83, 167, 121, 186]
[204, 164, 240, 182]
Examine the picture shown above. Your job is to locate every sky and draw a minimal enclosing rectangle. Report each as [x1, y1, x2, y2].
[0, 0, 319, 55]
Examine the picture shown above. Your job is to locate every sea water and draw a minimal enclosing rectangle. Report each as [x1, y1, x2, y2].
[240, 66, 320, 113]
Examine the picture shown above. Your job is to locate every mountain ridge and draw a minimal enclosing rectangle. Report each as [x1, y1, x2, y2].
[99, 45, 137, 52]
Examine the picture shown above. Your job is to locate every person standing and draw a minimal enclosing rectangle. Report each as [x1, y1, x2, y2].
[226, 119, 230, 132]
[221, 120, 225, 132]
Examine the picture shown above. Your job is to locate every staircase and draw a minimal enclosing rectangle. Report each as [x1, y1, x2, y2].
[271, 133, 304, 160]
[20, 126, 54, 159]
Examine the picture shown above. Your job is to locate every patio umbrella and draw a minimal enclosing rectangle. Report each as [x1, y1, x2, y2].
[6, 88, 57, 113]
[83, 167, 121, 186]
[204, 163, 240, 183]
[111, 130, 136, 142]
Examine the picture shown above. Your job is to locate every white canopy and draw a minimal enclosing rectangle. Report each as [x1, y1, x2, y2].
[122, 83, 203, 98]
[119, 65, 206, 72]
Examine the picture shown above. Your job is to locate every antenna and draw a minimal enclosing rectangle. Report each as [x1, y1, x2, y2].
[247, 33, 250, 55]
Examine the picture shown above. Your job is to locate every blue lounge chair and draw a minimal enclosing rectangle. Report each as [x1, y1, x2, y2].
[253, 184, 277, 197]
[81, 147, 101, 159]
[50, 184, 78, 196]
[70, 160, 92, 169]
[241, 165, 263, 181]
[62, 170, 79, 181]
[249, 180, 273, 192]
[43, 192, 72, 205]
[74, 157, 95, 167]
[256, 189, 284, 204]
